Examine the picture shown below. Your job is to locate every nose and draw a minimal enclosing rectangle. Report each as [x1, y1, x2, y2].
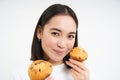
[57, 38, 66, 49]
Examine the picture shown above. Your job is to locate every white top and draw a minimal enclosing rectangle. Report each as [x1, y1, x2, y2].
[51, 63, 74, 80]
[10, 63, 74, 80]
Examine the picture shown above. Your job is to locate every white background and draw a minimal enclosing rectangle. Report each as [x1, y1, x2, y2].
[0, 0, 120, 80]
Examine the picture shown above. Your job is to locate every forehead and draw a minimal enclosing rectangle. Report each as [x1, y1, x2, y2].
[44, 15, 77, 32]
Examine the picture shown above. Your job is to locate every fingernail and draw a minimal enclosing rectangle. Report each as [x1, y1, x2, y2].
[69, 58, 72, 61]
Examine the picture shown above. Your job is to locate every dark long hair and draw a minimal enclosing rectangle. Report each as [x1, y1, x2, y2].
[31, 4, 78, 67]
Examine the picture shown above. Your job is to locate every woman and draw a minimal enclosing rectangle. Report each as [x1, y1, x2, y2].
[31, 4, 89, 80]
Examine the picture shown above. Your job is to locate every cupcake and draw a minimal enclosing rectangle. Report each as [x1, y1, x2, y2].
[70, 47, 88, 62]
[28, 60, 53, 80]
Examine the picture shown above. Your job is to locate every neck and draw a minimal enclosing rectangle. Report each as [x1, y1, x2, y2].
[48, 59, 63, 66]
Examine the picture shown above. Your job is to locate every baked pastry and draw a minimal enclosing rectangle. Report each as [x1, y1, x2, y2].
[28, 60, 53, 80]
[70, 47, 88, 62]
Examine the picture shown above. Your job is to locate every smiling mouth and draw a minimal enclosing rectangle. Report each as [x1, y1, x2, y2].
[54, 50, 65, 55]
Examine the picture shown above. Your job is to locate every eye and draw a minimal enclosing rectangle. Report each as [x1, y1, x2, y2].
[51, 32, 59, 36]
[68, 35, 75, 40]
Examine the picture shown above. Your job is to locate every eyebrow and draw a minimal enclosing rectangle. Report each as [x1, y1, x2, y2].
[69, 32, 76, 34]
[50, 28, 76, 34]
[50, 28, 62, 32]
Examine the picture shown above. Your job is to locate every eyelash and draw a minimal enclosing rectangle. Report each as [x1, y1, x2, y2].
[51, 32, 75, 40]
[51, 32, 59, 36]
[68, 35, 75, 39]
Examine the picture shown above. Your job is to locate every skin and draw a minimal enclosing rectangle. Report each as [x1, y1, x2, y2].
[37, 15, 89, 80]
[37, 15, 76, 65]
[66, 59, 89, 80]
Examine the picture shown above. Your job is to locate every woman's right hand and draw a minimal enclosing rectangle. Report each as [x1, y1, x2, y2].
[45, 76, 54, 80]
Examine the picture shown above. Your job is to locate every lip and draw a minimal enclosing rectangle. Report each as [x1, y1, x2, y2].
[53, 50, 65, 55]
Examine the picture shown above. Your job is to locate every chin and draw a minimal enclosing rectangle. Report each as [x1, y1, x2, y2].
[52, 57, 63, 63]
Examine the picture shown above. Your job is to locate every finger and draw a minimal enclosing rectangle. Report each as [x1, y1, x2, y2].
[69, 59, 88, 70]
[71, 69, 85, 80]
[67, 60, 87, 74]
[66, 61, 82, 73]
[71, 69, 78, 80]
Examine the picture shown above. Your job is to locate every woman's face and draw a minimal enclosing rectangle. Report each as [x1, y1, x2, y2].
[37, 15, 77, 65]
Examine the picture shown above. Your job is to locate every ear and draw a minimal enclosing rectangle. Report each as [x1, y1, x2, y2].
[37, 26, 43, 40]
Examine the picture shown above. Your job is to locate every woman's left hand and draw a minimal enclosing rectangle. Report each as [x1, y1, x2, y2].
[66, 59, 89, 80]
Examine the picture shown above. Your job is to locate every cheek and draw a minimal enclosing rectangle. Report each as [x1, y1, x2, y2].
[42, 35, 57, 48]
[67, 40, 75, 51]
